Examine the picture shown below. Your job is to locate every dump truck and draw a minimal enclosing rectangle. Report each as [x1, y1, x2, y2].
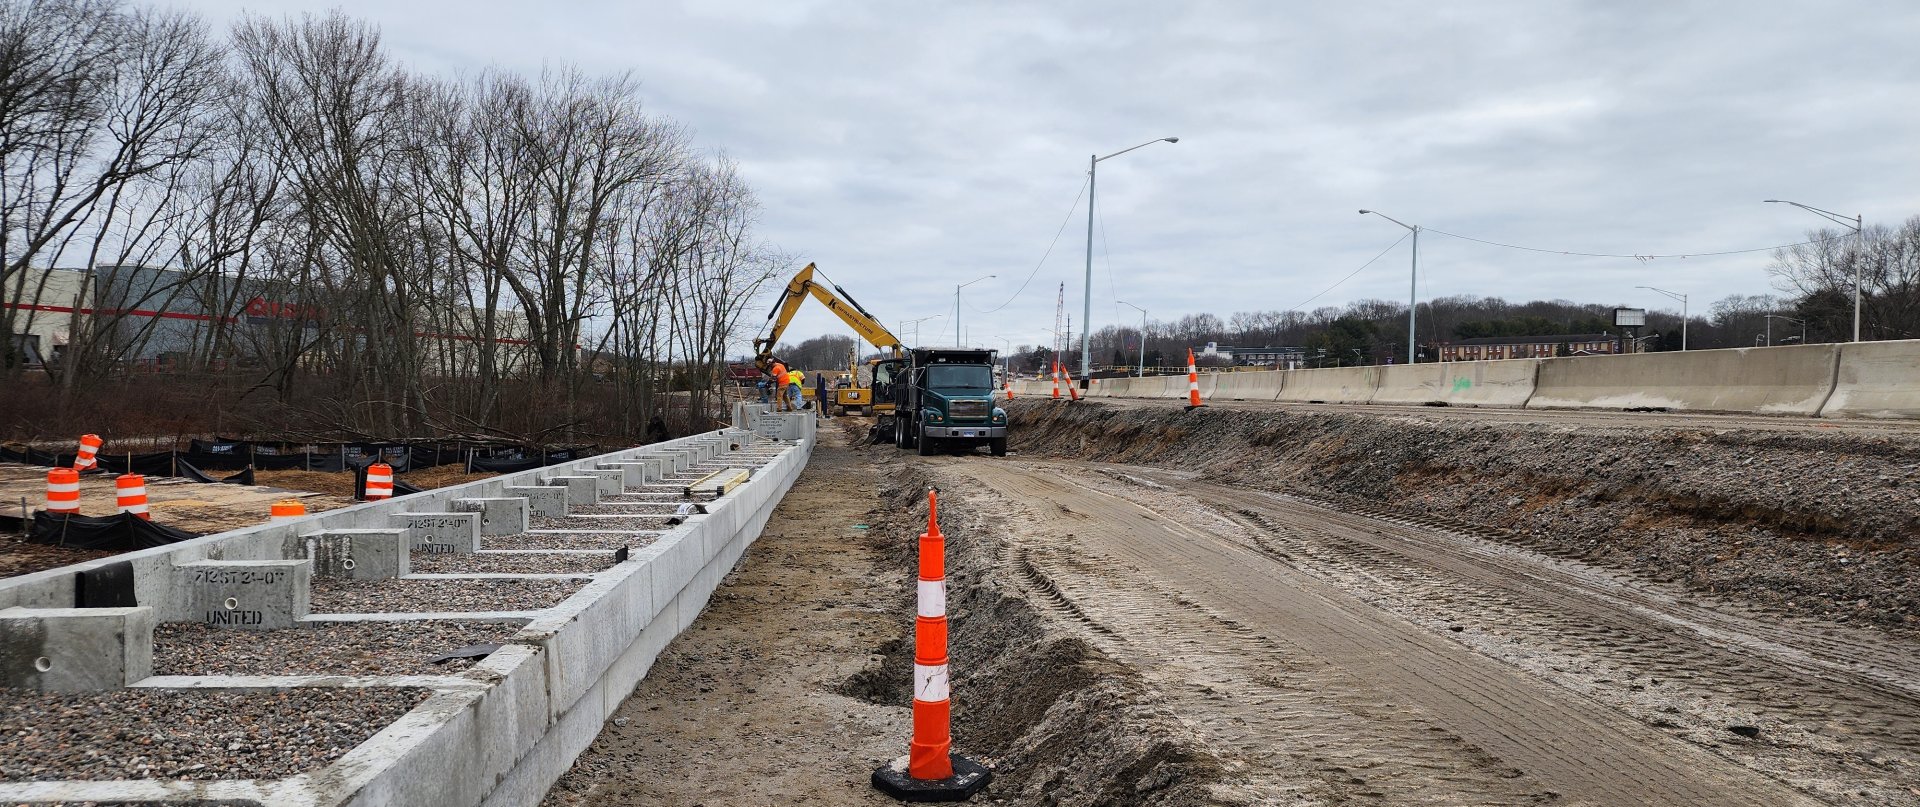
[886, 347, 1006, 456]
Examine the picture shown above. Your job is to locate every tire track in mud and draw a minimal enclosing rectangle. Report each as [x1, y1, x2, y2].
[934, 458, 1819, 806]
[1085, 463, 1920, 806]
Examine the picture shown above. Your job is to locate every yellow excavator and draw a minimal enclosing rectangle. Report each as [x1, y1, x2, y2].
[752, 262, 905, 421]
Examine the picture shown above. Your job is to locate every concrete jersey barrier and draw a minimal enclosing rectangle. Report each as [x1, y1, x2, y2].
[1371, 360, 1541, 407]
[1528, 343, 1840, 415]
[1212, 370, 1286, 401]
[1819, 339, 1920, 419]
[1276, 366, 1381, 404]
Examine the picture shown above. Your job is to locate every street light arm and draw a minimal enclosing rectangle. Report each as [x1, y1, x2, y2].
[1096, 137, 1180, 163]
[1359, 209, 1417, 232]
[1117, 301, 1145, 315]
[1765, 200, 1862, 233]
[1635, 285, 1686, 304]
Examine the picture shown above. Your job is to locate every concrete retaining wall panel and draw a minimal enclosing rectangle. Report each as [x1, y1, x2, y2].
[1528, 343, 1839, 414]
[1276, 366, 1381, 403]
[1371, 360, 1541, 407]
[1819, 339, 1920, 418]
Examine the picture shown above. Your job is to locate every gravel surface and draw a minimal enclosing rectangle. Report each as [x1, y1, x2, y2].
[153, 621, 523, 676]
[485, 532, 660, 551]
[563, 503, 685, 515]
[0, 688, 428, 781]
[529, 515, 673, 531]
[408, 551, 615, 575]
[310, 577, 585, 613]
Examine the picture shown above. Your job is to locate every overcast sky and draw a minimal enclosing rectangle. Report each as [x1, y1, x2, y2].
[189, 0, 1920, 351]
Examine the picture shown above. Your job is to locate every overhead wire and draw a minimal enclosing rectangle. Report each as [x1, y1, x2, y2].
[1287, 232, 1411, 312]
[969, 176, 1089, 315]
[1421, 227, 1847, 261]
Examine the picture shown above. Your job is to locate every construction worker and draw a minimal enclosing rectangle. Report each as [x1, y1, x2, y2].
[815, 372, 830, 419]
[769, 359, 789, 411]
[787, 368, 804, 410]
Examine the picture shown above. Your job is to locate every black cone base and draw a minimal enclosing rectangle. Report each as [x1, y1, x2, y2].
[871, 754, 992, 802]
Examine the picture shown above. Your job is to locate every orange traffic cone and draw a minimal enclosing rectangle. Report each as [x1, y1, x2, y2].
[270, 500, 306, 522]
[1003, 380, 1014, 400]
[46, 468, 80, 514]
[1062, 364, 1081, 402]
[1050, 361, 1062, 400]
[1185, 348, 1205, 410]
[872, 488, 991, 800]
[364, 463, 394, 500]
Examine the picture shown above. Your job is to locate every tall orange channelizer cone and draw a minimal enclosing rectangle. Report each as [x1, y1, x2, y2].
[1064, 365, 1082, 402]
[1049, 361, 1062, 400]
[1185, 348, 1205, 410]
[872, 489, 992, 801]
[1003, 379, 1014, 400]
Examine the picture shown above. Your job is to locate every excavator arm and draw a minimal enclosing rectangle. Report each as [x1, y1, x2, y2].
[752, 262, 905, 374]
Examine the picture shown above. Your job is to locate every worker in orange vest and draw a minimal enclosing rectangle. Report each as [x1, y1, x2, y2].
[769, 359, 789, 411]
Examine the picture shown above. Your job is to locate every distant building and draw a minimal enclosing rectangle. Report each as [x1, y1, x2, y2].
[4, 264, 536, 375]
[1199, 342, 1312, 369]
[1436, 333, 1618, 362]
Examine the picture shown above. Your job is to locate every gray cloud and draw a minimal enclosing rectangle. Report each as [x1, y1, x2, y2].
[188, 0, 1920, 349]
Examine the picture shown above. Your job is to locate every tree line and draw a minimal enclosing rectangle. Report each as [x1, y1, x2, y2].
[0, 0, 782, 442]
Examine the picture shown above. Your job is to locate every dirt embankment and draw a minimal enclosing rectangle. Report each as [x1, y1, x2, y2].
[1007, 400, 1920, 630]
[843, 460, 1232, 805]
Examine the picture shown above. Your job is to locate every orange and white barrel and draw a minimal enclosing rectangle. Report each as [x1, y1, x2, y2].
[115, 474, 148, 519]
[1186, 348, 1205, 408]
[364, 463, 394, 501]
[910, 488, 954, 780]
[74, 433, 102, 470]
[270, 499, 306, 521]
[46, 468, 80, 514]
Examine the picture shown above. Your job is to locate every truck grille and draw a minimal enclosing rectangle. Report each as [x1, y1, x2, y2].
[949, 399, 990, 419]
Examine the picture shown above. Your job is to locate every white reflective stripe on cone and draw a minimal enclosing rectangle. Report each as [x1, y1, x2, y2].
[917, 579, 946, 618]
[122, 504, 148, 513]
[46, 482, 80, 493]
[913, 663, 950, 702]
[119, 486, 146, 497]
[367, 475, 392, 484]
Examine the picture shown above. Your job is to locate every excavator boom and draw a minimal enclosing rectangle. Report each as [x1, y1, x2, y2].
[752, 263, 905, 372]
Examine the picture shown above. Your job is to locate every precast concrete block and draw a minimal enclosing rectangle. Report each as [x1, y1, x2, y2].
[304, 529, 410, 580]
[454, 497, 530, 537]
[0, 606, 155, 691]
[388, 512, 480, 555]
[170, 560, 310, 630]
[541, 476, 601, 507]
[504, 486, 569, 518]
[580, 469, 624, 498]
[596, 462, 648, 488]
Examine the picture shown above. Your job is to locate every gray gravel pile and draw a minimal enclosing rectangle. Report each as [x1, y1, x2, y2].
[0, 687, 428, 781]
[409, 551, 614, 575]
[529, 515, 672, 531]
[310, 577, 586, 613]
[485, 532, 659, 551]
[1010, 401, 1920, 630]
[153, 621, 523, 676]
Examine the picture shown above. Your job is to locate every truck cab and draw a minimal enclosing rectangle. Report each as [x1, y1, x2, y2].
[889, 348, 1007, 456]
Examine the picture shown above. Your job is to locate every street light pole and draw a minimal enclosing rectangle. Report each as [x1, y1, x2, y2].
[1084, 136, 1178, 385]
[1763, 314, 1807, 346]
[1636, 286, 1688, 350]
[953, 274, 995, 348]
[901, 315, 942, 349]
[1118, 301, 1146, 376]
[1766, 199, 1864, 342]
[1359, 210, 1420, 364]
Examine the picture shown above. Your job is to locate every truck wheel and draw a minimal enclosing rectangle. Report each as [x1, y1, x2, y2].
[893, 417, 911, 449]
[990, 437, 1007, 457]
[917, 432, 937, 456]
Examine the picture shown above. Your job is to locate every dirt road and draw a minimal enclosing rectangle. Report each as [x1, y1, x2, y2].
[933, 456, 1919, 805]
[543, 415, 1919, 805]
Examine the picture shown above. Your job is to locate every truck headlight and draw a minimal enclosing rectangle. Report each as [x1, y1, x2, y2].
[991, 408, 1006, 423]
[925, 409, 944, 423]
